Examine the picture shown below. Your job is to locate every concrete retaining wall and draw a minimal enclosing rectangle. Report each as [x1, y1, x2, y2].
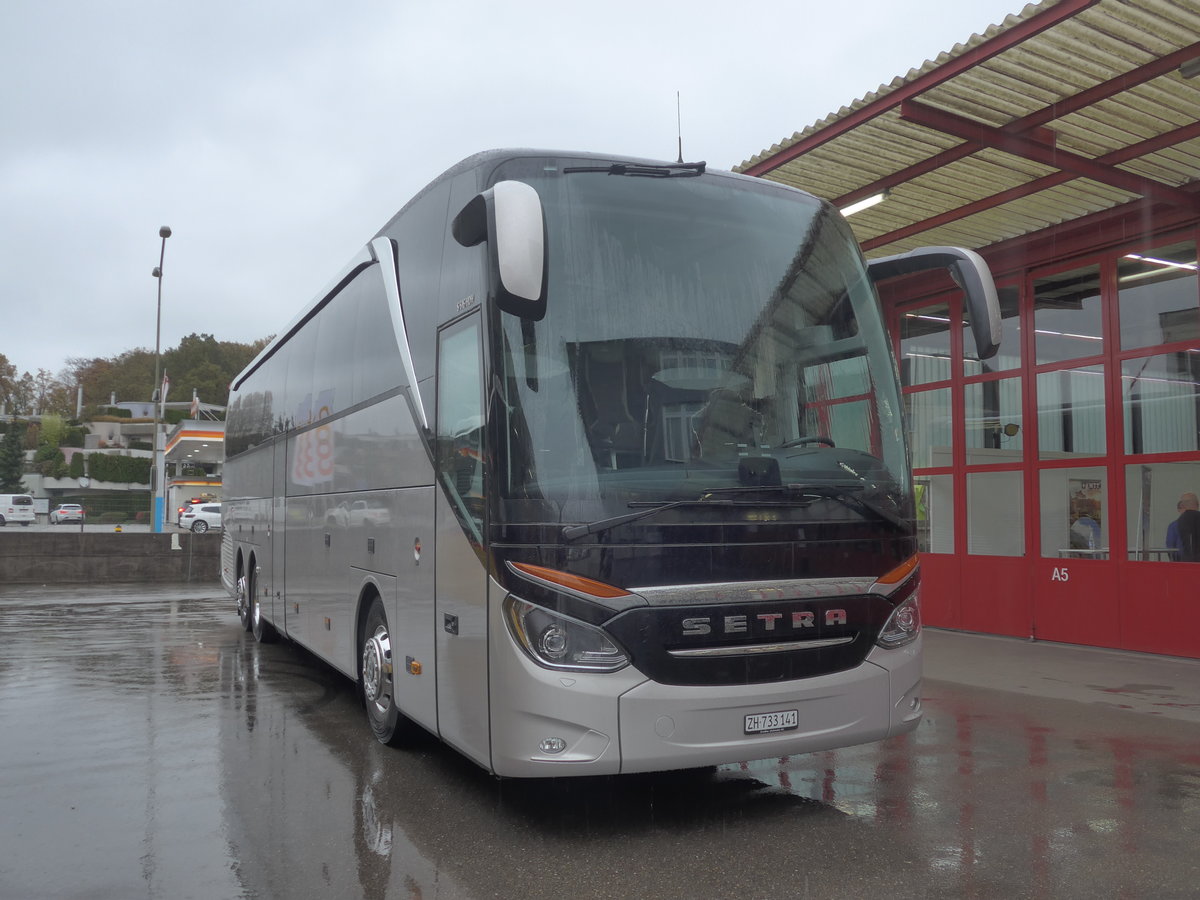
[0, 533, 221, 584]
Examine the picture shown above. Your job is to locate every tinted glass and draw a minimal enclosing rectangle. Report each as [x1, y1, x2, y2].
[1034, 265, 1103, 364]
[906, 388, 952, 469]
[899, 302, 952, 386]
[1122, 351, 1200, 455]
[965, 285, 1021, 375]
[1037, 365, 1106, 458]
[1118, 241, 1199, 350]
[1125, 461, 1200, 561]
[1039, 466, 1106, 559]
[965, 377, 1023, 463]
[490, 163, 910, 533]
[437, 315, 484, 540]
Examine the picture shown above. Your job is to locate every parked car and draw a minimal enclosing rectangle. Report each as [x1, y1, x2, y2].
[179, 503, 222, 533]
[176, 497, 210, 526]
[0, 494, 35, 526]
[50, 503, 85, 525]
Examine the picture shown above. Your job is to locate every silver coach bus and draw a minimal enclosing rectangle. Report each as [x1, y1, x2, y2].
[222, 150, 1000, 777]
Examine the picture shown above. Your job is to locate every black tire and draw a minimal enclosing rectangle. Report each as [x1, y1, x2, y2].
[236, 570, 253, 632]
[360, 596, 411, 746]
[250, 565, 278, 644]
[192, 520, 209, 533]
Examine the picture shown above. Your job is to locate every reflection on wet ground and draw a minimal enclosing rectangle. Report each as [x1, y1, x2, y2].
[1, 586, 1198, 899]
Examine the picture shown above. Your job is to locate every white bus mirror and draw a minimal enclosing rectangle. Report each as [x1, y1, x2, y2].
[867, 246, 1002, 359]
[452, 180, 547, 320]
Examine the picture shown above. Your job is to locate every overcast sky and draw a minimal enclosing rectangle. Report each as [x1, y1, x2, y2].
[1, 0, 1027, 390]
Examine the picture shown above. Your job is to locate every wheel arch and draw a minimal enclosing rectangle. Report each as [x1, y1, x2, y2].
[353, 578, 388, 684]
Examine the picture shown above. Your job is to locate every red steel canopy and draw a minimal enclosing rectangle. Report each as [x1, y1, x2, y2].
[737, 0, 1200, 275]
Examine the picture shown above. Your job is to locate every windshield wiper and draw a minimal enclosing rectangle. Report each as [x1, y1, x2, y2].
[560, 482, 908, 543]
[561, 496, 736, 542]
[561, 485, 816, 542]
[785, 483, 908, 530]
[562, 161, 706, 178]
[666, 483, 908, 530]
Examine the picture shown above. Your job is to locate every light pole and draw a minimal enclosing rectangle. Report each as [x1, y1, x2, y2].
[151, 225, 172, 533]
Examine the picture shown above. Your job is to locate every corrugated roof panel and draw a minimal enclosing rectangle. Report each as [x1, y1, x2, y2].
[740, 0, 1199, 256]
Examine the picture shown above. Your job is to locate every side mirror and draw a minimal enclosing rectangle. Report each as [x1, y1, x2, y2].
[452, 180, 547, 320]
[867, 246, 1002, 359]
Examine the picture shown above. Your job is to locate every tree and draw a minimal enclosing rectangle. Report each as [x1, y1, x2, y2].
[21, 335, 272, 419]
[0, 357, 75, 416]
[39, 414, 66, 449]
[31, 369, 74, 417]
[0, 354, 16, 413]
[0, 421, 26, 492]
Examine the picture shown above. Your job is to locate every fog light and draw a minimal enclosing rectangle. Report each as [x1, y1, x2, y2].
[539, 737, 567, 754]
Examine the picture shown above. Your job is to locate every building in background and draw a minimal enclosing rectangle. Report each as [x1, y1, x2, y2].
[740, 0, 1200, 658]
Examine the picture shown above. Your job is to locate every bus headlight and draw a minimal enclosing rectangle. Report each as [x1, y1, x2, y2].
[504, 596, 629, 672]
[876, 592, 921, 649]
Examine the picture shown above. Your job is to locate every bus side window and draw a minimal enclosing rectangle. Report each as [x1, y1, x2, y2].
[437, 314, 485, 540]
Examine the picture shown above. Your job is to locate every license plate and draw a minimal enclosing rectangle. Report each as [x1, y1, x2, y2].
[744, 709, 799, 734]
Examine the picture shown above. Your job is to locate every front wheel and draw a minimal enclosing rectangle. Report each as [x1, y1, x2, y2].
[360, 597, 412, 746]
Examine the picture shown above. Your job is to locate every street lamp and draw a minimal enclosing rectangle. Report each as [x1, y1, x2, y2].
[151, 225, 171, 533]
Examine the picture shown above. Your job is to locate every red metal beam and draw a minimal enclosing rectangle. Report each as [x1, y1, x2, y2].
[981, 186, 1200, 277]
[740, 0, 1100, 177]
[861, 120, 1200, 252]
[833, 39, 1200, 209]
[900, 100, 1200, 210]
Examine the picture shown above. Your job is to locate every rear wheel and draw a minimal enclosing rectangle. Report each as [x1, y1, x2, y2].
[235, 572, 253, 632]
[250, 566, 278, 643]
[360, 597, 411, 746]
[192, 520, 209, 533]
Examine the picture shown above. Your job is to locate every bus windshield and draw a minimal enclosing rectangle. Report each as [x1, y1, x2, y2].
[491, 159, 910, 536]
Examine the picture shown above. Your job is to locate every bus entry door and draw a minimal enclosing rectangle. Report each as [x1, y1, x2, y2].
[434, 313, 490, 767]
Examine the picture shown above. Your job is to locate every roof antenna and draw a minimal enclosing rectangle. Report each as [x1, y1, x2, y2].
[676, 91, 684, 163]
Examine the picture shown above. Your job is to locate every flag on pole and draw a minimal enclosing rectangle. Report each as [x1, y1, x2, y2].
[190, 392, 199, 419]
[160, 371, 170, 417]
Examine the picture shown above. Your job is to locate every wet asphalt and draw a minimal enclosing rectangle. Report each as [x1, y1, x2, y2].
[1, 584, 1198, 900]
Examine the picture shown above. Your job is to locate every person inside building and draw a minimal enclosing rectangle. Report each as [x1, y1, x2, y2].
[1167, 492, 1200, 561]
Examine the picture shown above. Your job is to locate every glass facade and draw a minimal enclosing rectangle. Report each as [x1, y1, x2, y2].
[1117, 241, 1199, 351]
[1033, 265, 1104, 364]
[896, 227, 1200, 577]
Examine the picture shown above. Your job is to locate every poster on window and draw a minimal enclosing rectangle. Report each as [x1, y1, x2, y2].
[1068, 478, 1103, 550]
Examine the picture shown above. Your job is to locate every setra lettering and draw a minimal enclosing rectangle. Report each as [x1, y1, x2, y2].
[681, 608, 851, 637]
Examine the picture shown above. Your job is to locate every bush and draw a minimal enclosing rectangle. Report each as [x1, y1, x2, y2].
[88, 453, 151, 485]
[33, 446, 68, 478]
[99, 512, 126, 524]
[61, 426, 88, 447]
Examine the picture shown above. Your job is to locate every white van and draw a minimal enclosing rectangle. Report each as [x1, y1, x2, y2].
[0, 494, 36, 526]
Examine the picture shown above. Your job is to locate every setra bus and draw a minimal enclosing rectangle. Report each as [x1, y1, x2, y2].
[222, 150, 1000, 777]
